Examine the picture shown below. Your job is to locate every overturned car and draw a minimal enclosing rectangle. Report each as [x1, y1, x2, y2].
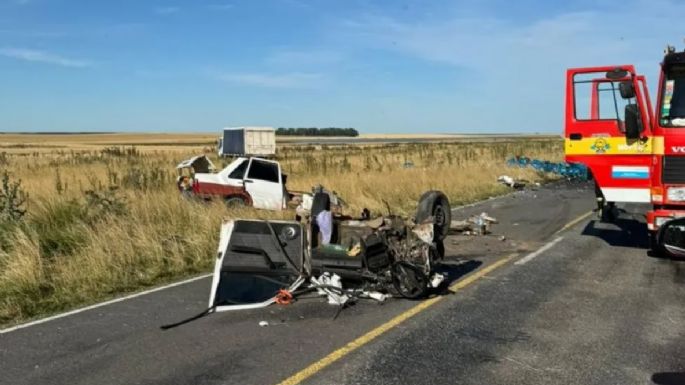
[208, 190, 451, 313]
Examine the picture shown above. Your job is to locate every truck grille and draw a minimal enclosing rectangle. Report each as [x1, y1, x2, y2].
[663, 156, 685, 184]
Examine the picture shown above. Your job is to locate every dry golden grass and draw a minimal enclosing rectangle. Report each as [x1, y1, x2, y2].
[0, 137, 562, 326]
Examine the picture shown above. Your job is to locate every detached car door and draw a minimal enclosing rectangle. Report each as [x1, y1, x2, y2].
[244, 158, 284, 210]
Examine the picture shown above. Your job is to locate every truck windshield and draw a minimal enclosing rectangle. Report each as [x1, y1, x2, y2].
[660, 64, 685, 127]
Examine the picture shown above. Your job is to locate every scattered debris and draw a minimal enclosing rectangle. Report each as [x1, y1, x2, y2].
[506, 156, 589, 180]
[497, 175, 527, 189]
[311, 273, 350, 306]
[430, 273, 446, 288]
[450, 212, 498, 235]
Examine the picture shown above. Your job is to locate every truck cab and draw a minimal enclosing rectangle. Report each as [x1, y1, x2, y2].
[564, 48, 685, 246]
[646, 50, 685, 232]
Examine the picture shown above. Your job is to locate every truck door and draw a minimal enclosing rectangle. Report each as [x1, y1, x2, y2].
[565, 66, 654, 203]
[244, 158, 285, 210]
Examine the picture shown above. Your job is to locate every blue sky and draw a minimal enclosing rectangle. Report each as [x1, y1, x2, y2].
[0, 0, 683, 133]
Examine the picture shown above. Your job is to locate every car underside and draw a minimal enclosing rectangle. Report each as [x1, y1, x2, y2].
[207, 190, 452, 313]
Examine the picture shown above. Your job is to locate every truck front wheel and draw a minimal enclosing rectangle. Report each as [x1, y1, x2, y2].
[649, 231, 664, 258]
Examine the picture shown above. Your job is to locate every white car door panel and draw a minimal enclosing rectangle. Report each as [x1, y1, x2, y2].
[244, 158, 283, 210]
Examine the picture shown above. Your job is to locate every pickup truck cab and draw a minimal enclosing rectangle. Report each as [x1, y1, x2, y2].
[177, 156, 287, 210]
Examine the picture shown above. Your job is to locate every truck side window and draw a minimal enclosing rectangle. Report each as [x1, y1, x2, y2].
[228, 160, 248, 179]
[573, 73, 632, 123]
[247, 160, 279, 183]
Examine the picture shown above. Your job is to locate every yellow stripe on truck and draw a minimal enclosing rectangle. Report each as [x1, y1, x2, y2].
[564, 136, 656, 155]
[652, 136, 664, 155]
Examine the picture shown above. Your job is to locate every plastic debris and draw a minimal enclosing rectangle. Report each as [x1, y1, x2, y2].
[497, 175, 527, 189]
[506, 156, 589, 180]
[365, 292, 388, 302]
[450, 212, 498, 235]
[430, 273, 446, 288]
[258, 321, 269, 327]
[312, 273, 350, 306]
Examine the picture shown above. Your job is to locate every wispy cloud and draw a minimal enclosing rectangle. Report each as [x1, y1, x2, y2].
[215, 72, 323, 88]
[154, 6, 180, 15]
[266, 49, 343, 66]
[0, 47, 90, 68]
[336, 0, 685, 130]
[207, 3, 233, 11]
[341, 1, 683, 72]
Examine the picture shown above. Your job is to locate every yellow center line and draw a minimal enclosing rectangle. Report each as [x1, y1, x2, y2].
[276, 253, 517, 385]
[554, 210, 593, 235]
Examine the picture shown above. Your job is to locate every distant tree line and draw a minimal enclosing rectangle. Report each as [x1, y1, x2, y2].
[276, 127, 359, 137]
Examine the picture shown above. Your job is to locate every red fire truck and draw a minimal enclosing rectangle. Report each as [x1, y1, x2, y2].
[565, 46, 685, 253]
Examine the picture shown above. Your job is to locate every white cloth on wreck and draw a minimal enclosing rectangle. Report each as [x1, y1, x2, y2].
[316, 210, 333, 245]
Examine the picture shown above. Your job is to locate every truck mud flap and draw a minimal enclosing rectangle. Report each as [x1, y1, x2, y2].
[208, 219, 306, 312]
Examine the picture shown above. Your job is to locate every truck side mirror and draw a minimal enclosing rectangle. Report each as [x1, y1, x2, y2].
[624, 104, 642, 139]
[619, 81, 635, 99]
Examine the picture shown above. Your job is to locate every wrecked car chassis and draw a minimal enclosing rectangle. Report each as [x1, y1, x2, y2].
[208, 190, 452, 313]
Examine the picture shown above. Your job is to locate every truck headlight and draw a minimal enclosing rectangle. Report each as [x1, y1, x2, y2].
[667, 187, 685, 202]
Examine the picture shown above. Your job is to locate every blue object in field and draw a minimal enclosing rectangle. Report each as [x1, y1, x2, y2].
[506, 156, 588, 180]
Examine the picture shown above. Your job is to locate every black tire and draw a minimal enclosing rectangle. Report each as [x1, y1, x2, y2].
[225, 196, 246, 208]
[649, 232, 665, 258]
[599, 202, 616, 223]
[415, 191, 451, 242]
[391, 262, 429, 299]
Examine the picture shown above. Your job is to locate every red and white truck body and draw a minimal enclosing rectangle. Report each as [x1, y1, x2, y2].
[565, 49, 685, 241]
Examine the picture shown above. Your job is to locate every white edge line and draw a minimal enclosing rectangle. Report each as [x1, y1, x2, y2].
[0, 273, 212, 335]
[515, 237, 564, 266]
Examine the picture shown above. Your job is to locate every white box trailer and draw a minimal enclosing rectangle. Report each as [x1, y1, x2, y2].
[217, 127, 276, 157]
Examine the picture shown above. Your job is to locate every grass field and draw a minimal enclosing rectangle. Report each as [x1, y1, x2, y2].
[0, 134, 563, 326]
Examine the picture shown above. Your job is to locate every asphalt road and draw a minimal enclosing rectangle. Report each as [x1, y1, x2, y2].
[2, 181, 684, 385]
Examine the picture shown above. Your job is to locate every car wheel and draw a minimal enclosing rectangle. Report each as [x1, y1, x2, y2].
[391, 262, 429, 299]
[225, 196, 246, 208]
[415, 191, 451, 242]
